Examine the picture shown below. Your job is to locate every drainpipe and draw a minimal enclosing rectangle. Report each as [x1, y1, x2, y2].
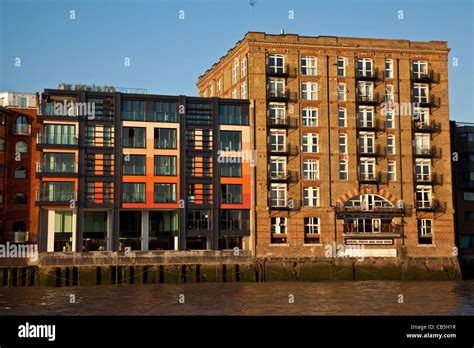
[396, 59, 405, 246]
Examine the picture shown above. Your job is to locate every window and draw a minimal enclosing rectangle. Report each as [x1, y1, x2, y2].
[269, 104, 286, 125]
[219, 104, 249, 125]
[268, 78, 285, 97]
[232, 60, 239, 84]
[415, 159, 431, 181]
[270, 157, 286, 179]
[217, 78, 222, 92]
[42, 182, 74, 201]
[19, 97, 27, 107]
[43, 153, 75, 173]
[385, 59, 393, 79]
[221, 184, 242, 204]
[337, 83, 346, 101]
[386, 109, 395, 129]
[154, 183, 176, 203]
[338, 108, 347, 127]
[302, 133, 319, 153]
[0, 139, 4, 151]
[304, 217, 320, 244]
[14, 193, 27, 204]
[209, 84, 214, 97]
[269, 130, 286, 152]
[123, 127, 146, 148]
[413, 83, 429, 104]
[385, 85, 395, 103]
[270, 183, 287, 207]
[339, 160, 348, 180]
[412, 60, 428, 79]
[358, 106, 374, 128]
[220, 210, 249, 232]
[303, 186, 319, 206]
[241, 82, 247, 99]
[418, 219, 432, 244]
[123, 183, 146, 203]
[388, 161, 396, 181]
[220, 131, 241, 151]
[43, 124, 76, 145]
[302, 107, 318, 127]
[15, 141, 28, 153]
[187, 210, 211, 231]
[464, 192, 474, 201]
[154, 128, 177, 149]
[241, 57, 247, 77]
[232, 89, 238, 99]
[339, 134, 347, 153]
[359, 158, 376, 180]
[121, 100, 145, 121]
[358, 132, 375, 153]
[15, 167, 27, 179]
[221, 162, 242, 177]
[152, 101, 177, 122]
[357, 58, 373, 77]
[357, 81, 374, 100]
[268, 54, 284, 74]
[414, 134, 430, 154]
[414, 107, 430, 126]
[86, 125, 113, 147]
[154, 156, 177, 176]
[123, 155, 146, 175]
[337, 57, 346, 77]
[301, 82, 317, 100]
[416, 186, 432, 208]
[303, 159, 319, 180]
[271, 217, 287, 235]
[387, 135, 395, 155]
[301, 56, 317, 75]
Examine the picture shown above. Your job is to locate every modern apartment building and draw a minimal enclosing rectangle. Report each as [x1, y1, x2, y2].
[197, 32, 455, 258]
[0, 92, 40, 244]
[451, 122, 474, 263]
[37, 86, 251, 252]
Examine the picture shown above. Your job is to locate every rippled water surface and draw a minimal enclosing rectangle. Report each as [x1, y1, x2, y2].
[0, 281, 473, 315]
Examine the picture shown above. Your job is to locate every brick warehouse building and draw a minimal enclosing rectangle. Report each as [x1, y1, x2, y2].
[36, 86, 252, 252]
[197, 32, 455, 258]
[0, 92, 40, 244]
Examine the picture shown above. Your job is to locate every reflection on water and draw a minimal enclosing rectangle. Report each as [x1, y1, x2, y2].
[0, 281, 473, 315]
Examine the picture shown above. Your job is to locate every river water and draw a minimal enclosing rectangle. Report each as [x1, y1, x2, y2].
[0, 281, 473, 315]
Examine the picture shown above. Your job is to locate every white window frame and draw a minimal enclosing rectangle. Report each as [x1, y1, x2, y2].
[301, 56, 317, 76]
[241, 82, 247, 99]
[414, 107, 430, 125]
[268, 78, 286, 97]
[359, 157, 376, 180]
[241, 57, 247, 77]
[302, 107, 318, 127]
[357, 81, 374, 99]
[357, 58, 373, 77]
[387, 135, 396, 155]
[388, 160, 396, 181]
[415, 159, 431, 181]
[303, 159, 319, 180]
[217, 78, 221, 92]
[414, 133, 430, 154]
[303, 186, 319, 207]
[231, 89, 238, 99]
[268, 103, 286, 125]
[268, 54, 285, 74]
[232, 61, 239, 84]
[358, 106, 374, 128]
[339, 133, 347, 154]
[270, 156, 287, 179]
[209, 83, 214, 97]
[302, 133, 319, 153]
[418, 219, 432, 236]
[304, 217, 320, 235]
[271, 217, 287, 235]
[270, 183, 287, 208]
[338, 108, 347, 127]
[413, 83, 429, 104]
[269, 130, 286, 152]
[339, 159, 348, 180]
[416, 185, 432, 208]
[337, 57, 346, 77]
[386, 109, 395, 129]
[301, 82, 318, 100]
[359, 132, 375, 153]
[337, 83, 346, 101]
[385, 59, 393, 79]
[385, 84, 395, 103]
[412, 60, 428, 79]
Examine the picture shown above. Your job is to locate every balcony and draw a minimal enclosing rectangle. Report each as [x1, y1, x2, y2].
[415, 173, 443, 185]
[268, 116, 298, 128]
[416, 199, 446, 213]
[269, 144, 299, 156]
[266, 64, 295, 78]
[37, 133, 78, 147]
[343, 223, 403, 236]
[269, 170, 298, 183]
[36, 162, 78, 177]
[356, 93, 380, 105]
[335, 202, 409, 218]
[355, 68, 379, 81]
[13, 124, 32, 135]
[268, 198, 300, 211]
[267, 90, 297, 102]
[414, 146, 442, 159]
[358, 172, 386, 184]
[357, 144, 385, 157]
[35, 190, 77, 205]
[357, 119, 385, 132]
[411, 70, 440, 83]
[413, 95, 440, 108]
[412, 120, 441, 133]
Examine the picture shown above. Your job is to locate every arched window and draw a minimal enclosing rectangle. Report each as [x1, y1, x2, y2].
[15, 167, 27, 179]
[345, 194, 394, 211]
[14, 193, 27, 204]
[13, 221, 27, 232]
[15, 141, 28, 153]
[16, 115, 29, 125]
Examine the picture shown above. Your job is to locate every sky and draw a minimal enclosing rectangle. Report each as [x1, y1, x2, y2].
[0, 0, 473, 122]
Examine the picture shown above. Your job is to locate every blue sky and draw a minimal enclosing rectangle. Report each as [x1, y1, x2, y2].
[0, 0, 473, 122]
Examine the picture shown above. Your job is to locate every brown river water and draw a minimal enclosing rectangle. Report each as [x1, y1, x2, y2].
[0, 281, 473, 315]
